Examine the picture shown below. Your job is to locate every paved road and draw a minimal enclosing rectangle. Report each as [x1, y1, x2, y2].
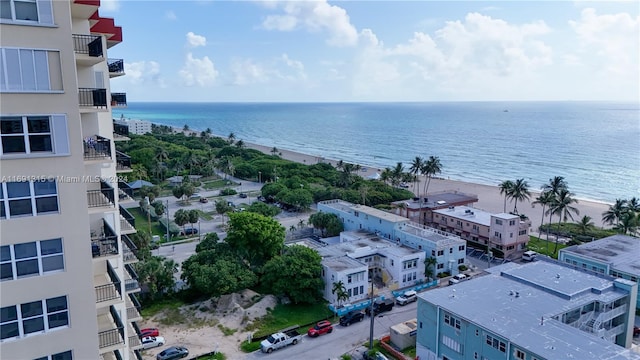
[245, 301, 419, 360]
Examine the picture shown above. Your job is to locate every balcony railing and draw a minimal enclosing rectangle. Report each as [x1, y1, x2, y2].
[133, 350, 143, 360]
[122, 234, 138, 263]
[116, 151, 131, 171]
[73, 34, 103, 57]
[124, 264, 140, 292]
[111, 93, 127, 107]
[79, 88, 108, 108]
[113, 121, 129, 137]
[98, 306, 125, 349]
[108, 58, 125, 75]
[95, 262, 121, 303]
[84, 135, 112, 160]
[87, 180, 115, 208]
[119, 205, 135, 228]
[118, 180, 134, 199]
[126, 293, 142, 320]
[91, 221, 118, 258]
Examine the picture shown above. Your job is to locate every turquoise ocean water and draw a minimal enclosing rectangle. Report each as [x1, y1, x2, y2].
[114, 102, 639, 204]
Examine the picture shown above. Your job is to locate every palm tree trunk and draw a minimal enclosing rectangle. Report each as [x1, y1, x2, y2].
[553, 219, 561, 255]
[503, 196, 507, 213]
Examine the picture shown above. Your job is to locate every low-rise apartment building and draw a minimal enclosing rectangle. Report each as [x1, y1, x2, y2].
[559, 234, 640, 310]
[113, 119, 152, 135]
[416, 259, 639, 360]
[432, 206, 530, 258]
[392, 191, 478, 225]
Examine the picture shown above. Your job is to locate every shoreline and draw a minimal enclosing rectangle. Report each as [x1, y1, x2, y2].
[168, 125, 613, 230]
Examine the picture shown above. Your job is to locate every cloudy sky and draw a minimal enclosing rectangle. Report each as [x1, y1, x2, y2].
[103, 1, 639, 102]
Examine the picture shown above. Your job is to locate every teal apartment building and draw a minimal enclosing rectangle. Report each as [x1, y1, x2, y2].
[559, 234, 640, 310]
[416, 258, 639, 360]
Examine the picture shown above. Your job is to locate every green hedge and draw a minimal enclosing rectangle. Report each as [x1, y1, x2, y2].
[158, 217, 180, 236]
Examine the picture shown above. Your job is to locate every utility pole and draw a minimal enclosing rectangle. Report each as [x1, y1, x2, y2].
[369, 279, 375, 350]
[165, 199, 170, 244]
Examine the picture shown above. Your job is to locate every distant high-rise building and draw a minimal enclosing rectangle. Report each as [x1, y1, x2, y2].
[1, 1, 142, 359]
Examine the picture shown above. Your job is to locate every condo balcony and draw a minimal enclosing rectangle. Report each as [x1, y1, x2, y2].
[119, 205, 136, 234]
[73, 34, 104, 66]
[97, 305, 125, 353]
[126, 294, 142, 322]
[84, 135, 112, 161]
[108, 58, 125, 78]
[122, 234, 139, 264]
[127, 322, 142, 350]
[111, 93, 127, 107]
[91, 220, 119, 259]
[124, 264, 140, 293]
[118, 180, 135, 204]
[115, 151, 132, 173]
[79, 88, 108, 110]
[113, 121, 130, 141]
[95, 262, 122, 304]
[88, 180, 116, 210]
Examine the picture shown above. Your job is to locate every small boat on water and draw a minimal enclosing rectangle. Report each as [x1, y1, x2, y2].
[503, 109, 509, 112]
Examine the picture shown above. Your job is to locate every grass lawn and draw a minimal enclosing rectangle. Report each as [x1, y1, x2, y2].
[527, 236, 567, 258]
[128, 207, 166, 237]
[140, 297, 186, 318]
[203, 179, 234, 190]
[249, 302, 334, 338]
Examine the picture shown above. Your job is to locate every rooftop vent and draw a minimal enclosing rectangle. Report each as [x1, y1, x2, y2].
[515, 292, 520, 298]
[556, 274, 561, 279]
[465, 209, 471, 214]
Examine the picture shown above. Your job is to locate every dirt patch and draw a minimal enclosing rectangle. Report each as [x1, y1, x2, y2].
[141, 290, 277, 360]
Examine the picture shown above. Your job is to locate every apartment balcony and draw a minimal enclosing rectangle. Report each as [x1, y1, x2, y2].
[84, 135, 112, 161]
[71, 0, 100, 20]
[119, 205, 136, 234]
[116, 151, 132, 173]
[124, 264, 140, 293]
[132, 349, 143, 360]
[122, 234, 138, 264]
[73, 34, 104, 66]
[88, 180, 116, 210]
[91, 220, 119, 259]
[95, 262, 122, 305]
[108, 59, 125, 78]
[111, 93, 127, 107]
[126, 293, 142, 322]
[79, 88, 108, 111]
[113, 121, 130, 141]
[98, 306, 125, 353]
[127, 322, 142, 350]
[118, 180, 135, 204]
[99, 350, 123, 360]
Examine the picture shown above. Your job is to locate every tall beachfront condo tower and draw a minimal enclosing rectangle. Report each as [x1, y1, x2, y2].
[0, 1, 142, 359]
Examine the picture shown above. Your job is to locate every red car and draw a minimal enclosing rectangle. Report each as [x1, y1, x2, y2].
[307, 320, 333, 337]
[139, 327, 159, 338]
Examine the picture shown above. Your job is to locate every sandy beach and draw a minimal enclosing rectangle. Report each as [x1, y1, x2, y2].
[243, 142, 612, 232]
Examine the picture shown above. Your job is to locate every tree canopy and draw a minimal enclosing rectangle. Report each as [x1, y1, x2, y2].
[225, 212, 286, 269]
[308, 211, 344, 237]
[261, 245, 324, 304]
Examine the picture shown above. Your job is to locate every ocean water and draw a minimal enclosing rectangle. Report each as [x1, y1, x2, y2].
[114, 102, 640, 204]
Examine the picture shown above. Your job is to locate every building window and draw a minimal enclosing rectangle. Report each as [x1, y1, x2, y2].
[515, 349, 525, 360]
[519, 229, 527, 235]
[486, 335, 506, 352]
[442, 335, 461, 353]
[1, 115, 68, 157]
[1, 296, 68, 341]
[403, 259, 417, 269]
[509, 220, 516, 226]
[437, 263, 443, 269]
[444, 313, 461, 329]
[0, 0, 52, 23]
[437, 250, 444, 256]
[34, 350, 73, 360]
[457, 258, 464, 264]
[431, 250, 435, 256]
[0, 180, 59, 219]
[1, 238, 64, 281]
[458, 245, 465, 251]
[449, 248, 453, 253]
[495, 219, 502, 225]
[475, 329, 479, 336]
[359, 285, 364, 294]
[0, 48, 62, 91]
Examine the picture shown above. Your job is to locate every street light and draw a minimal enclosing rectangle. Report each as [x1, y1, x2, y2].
[258, 171, 261, 184]
[369, 278, 375, 350]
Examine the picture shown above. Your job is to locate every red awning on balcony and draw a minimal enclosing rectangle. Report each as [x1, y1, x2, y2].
[90, 12, 123, 47]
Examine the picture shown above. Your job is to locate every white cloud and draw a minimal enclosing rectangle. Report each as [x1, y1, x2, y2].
[230, 58, 268, 85]
[165, 11, 177, 21]
[186, 32, 207, 48]
[179, 53, 218, 87]
[278, 54, 307, 81]
[125, 61, 165, 87]
[569, 8, 639, 76]
[100, 0, 119, 12]
[261, 0, 359, 47]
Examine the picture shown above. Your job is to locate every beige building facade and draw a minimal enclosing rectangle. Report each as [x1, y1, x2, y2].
[1, 1, 140, 359]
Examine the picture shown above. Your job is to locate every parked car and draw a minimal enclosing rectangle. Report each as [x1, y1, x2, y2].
[365, 298, 394, 316]
[307, 320, 333, 337]
[189, 193, 201, 199]
[141, 336, 165, 349]
[339, 310, 365, 326]
[156, 346, 188, 360]
[522, 250, 537, 262]
[180, 227, 198, 236]
[260, 329, 302, 353]
[449, 273, 468, 285]
[139, 328, 159, 338]
[199, 197, 208, 203]
[239, 193, 247, 198]
[395, 290, 418, 306]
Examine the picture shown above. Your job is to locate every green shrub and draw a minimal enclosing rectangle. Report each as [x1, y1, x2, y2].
[220, 188, 237, 196]
[240, 340, 261, 353]
[458, 265, 467, 271]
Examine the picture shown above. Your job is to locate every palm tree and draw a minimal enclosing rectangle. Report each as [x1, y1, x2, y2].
[227, 132, 236, 145]
[332, 281, 349, 307]
[391, 162, 405, 187]
[602, 199, 628, 227]
[542, 176, 567, 195]
[499, 180, 514, 213]
[298, 219, 306, 230]
[421, 156, 442, 195]
[235, 140, 245, 149]
[533, 191, 554, 237]
[424, 257, 437, 281]
[626, 197, 640, 212]
[510, 178, 531, 214]
[550, 188, 579, 255]
[613, 212, 639, 235]
[271, 147, 279, 157]
[380, 167, 392, 185]
[577, 215, 595, 236]
[409, 156, 424, 196]
[183, 124, 190, 132]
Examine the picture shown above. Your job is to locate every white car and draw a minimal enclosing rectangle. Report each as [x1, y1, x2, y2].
[396, 290, 418, 305]
[141, 336, 165, 350]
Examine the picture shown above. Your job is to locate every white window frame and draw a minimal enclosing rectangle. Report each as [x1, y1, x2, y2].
[0, 295, 69, 342]
[0, 48, 58, 92]
[1, 238, 64, 281]
[34, 350, 73, 360]
[0, 180, 60, 219]
[0, 0, 53, 24]
[1, 115, 51, 154]
[0, 114, 69, 158]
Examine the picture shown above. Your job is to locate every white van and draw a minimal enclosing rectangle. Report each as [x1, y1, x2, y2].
[448, 274, 468, 285]
[522, 250, 537, 262]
